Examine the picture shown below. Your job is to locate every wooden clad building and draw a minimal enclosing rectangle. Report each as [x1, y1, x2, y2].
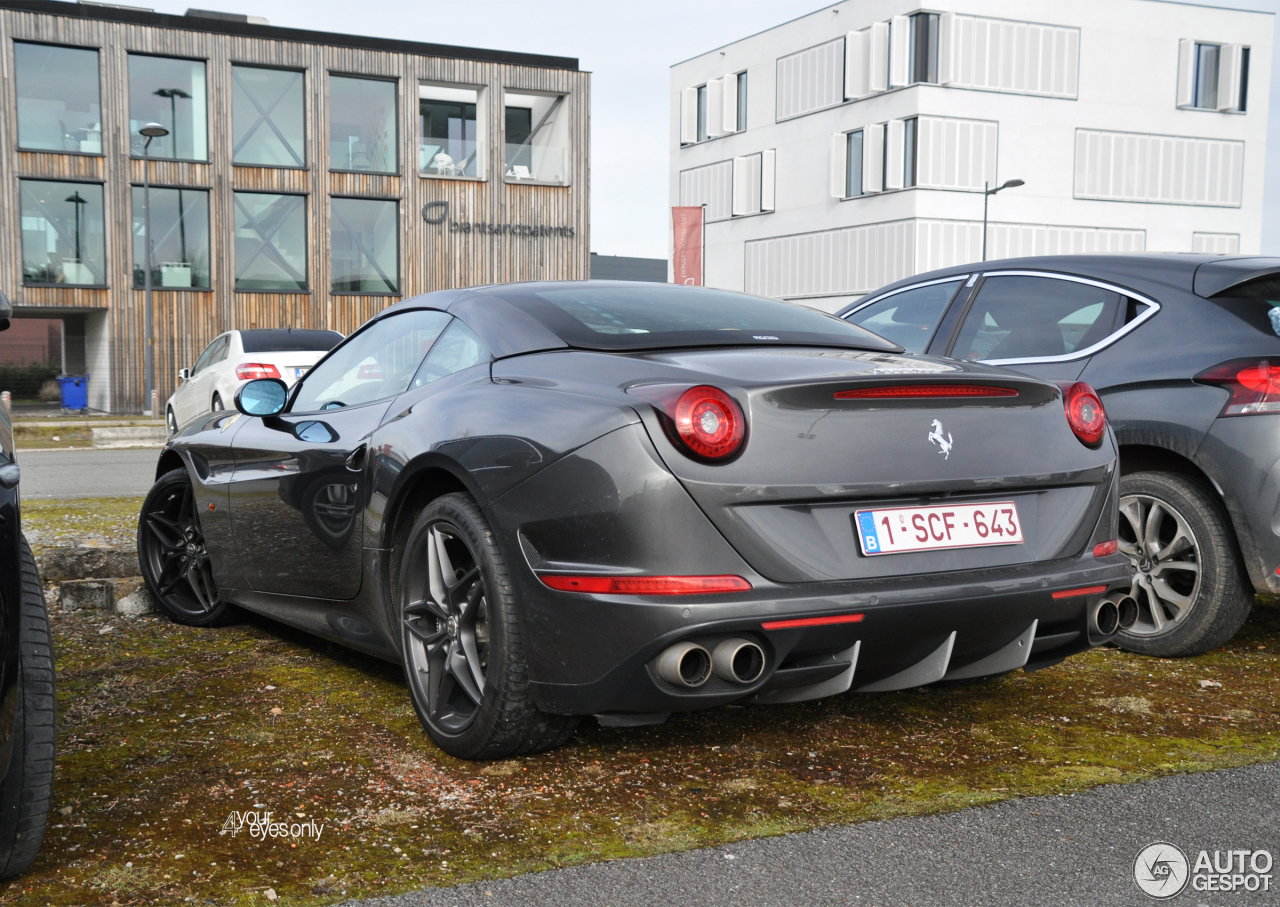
[0, 0, 589, 412]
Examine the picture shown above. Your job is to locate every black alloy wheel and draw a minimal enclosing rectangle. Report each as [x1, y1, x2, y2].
[399, 493, 578, 760]
[138, 468, 234, 627]
[1115, 470, 1251, 657]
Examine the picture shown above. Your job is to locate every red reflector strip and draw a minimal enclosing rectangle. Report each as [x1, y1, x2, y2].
[834, 384, 1019, 400]
[761, 613, 865, 630]
[539, 574, 752, 595]
[1051, 584, 1109, 599]
[1092, 539, 1119, 557]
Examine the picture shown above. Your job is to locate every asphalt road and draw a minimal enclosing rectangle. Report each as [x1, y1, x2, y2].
[349, 761, 1280, 907]
[17, 447, 159, 498]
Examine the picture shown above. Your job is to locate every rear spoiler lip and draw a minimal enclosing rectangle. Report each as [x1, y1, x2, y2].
[1193, 257, 1280, 298]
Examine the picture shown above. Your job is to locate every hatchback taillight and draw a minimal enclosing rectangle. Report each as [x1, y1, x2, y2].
[1060, 382, 1107, 447]
[236, 362, 282, 380]
[1196, 358, 1280, 416]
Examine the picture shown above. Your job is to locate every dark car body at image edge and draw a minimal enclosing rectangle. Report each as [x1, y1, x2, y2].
[149, 281, 1131, 759]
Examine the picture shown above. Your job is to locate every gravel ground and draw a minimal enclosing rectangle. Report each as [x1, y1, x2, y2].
[346, 761, 1280, 907]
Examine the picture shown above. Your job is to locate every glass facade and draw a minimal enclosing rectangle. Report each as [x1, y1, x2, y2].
[131, 187, 211, 288]
[420, 85, 479, 177]
[331, 198, 398, 294]
[15, 43, 102, 154]
[330, 76, 397, 173]
[128, 54, 209, 160]
[234, 193, 308, 291]
[232, 66, 306, 167]
[1193, 43, 1221, 109]
[846, 130, 864, 198]
[20, 180, 106, 285]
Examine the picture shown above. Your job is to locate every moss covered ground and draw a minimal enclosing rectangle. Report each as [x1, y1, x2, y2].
[4, 499, 1279, 905]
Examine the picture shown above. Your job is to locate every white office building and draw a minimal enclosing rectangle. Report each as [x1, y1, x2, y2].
[669, 0, 1272, 311]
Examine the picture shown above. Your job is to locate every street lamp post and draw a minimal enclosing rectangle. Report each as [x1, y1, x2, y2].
[982, 178, 1025, 262]
[64, 191, 88, 264]
[154, 89, 191, 262]
[139, 122, 169, 415]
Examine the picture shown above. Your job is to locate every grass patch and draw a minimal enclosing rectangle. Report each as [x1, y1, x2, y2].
[7, 499, 1280, 904]
[22, 497, 143, 557]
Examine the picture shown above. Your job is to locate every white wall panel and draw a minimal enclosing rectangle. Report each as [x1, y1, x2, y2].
[1074, 129, 1245, 207]
[988, 222, 1146, 257]
[1192, 232, 1240, 254]
[733, 153, 763, 216]
[889, 16, 910, 88]
[845, 29, 868, 99]
[680, 160, 734, 221]
[951, 14, 1079, 99]
[776, 37, 846, 121]
[915, 116, 998, 191]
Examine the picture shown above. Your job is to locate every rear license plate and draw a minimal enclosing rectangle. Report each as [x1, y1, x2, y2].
[855, 501, 1023, 556]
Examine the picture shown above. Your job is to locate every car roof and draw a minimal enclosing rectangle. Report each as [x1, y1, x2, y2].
[850, 253, 1280, 309]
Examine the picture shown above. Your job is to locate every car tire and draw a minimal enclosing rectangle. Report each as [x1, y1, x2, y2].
[0, 535, 56, 878]
[398, 492, 578, 760]
[210, 393, 224, 413]
[1116, 470, 1251, 657]
[165, 407, 178, 436]
[138, 468, 236, 628]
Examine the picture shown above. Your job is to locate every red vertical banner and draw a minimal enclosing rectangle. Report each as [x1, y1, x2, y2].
[672, 206, 704, 286]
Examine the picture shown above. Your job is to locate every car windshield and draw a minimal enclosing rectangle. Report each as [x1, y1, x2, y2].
[240, 329, 344, 353]
[485, 284, 897, 352]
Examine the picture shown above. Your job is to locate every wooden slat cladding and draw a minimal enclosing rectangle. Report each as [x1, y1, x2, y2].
[17, 151, 104, 180]
[329, 172, 401, 198]
[232, 166, 309, 193]
[18, 286, 110, 309]
[0, 6, 589, 413]
[128, 159, 212, 188]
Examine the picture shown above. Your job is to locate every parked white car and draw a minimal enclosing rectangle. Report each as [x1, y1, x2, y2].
[166, 328, 343, 434]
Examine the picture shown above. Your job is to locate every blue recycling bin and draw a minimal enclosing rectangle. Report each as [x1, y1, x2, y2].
[57, 375, 89, 412]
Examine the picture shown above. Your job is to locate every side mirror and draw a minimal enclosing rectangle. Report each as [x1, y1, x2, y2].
[0, 292, 11, 333]
[235, 378, 288, 417]
[178, 368, 191, 381]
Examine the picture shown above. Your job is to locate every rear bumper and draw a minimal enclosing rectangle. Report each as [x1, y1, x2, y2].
[1196, 414, 1280, 594]
[519, 553, 1133, 716]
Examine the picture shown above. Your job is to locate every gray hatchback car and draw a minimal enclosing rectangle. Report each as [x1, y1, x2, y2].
[841, 254, 1280, 657]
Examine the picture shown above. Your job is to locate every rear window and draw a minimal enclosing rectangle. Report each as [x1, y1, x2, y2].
[1210, 276, 1280, 338]
[486, 285, 896, 352]
[240, 329, 343, 353]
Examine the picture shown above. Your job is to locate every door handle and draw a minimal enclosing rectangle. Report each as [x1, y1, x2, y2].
[344, 444, 367, 472]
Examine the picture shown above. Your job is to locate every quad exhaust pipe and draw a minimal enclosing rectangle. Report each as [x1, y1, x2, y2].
[1090, 594, 1139, 637]
[656, 638, 766, 688]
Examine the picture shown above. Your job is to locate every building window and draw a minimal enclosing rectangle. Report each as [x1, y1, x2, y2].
[909, 13, 940, 84]
[903, 117, 918, 188]
[131, 187, 210, 288]
[736, 71, 748, 131]
[1239, 48, 1250, 111]
[331, 198, 399, 294]
[14, 43, 102, 154]
[20, 180, 106, 285]
[504, 92, 568, 184]
[329, 76, 397, 173]
[696, 84, 709, 142]
[128, 55, 208, 160]
[233, 193, 307, 292]
[420, 84, 480, 177]
[1193, 43, 1220, 109]
[232, 66, 305, 167]
[846, 130, 864, 198]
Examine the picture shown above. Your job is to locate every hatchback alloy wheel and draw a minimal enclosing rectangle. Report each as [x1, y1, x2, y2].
[1118, 492, 1201, 637]
[402, 521, 491, 734]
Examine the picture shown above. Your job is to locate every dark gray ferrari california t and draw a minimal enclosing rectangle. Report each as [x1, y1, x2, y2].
[141, 281, 1131, 759]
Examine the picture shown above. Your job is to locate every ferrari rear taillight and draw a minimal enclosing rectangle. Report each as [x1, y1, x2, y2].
[1196, 358, 1280, 415]
[539, 574, 752, 595]
[235, 362, 282, 380]
[1060, 382, 1106, 448]
[675, 386, 745, 460]
[834, 384, 1019, 400]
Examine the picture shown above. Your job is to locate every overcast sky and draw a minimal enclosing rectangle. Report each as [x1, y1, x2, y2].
[154, 0, 1280, 259]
